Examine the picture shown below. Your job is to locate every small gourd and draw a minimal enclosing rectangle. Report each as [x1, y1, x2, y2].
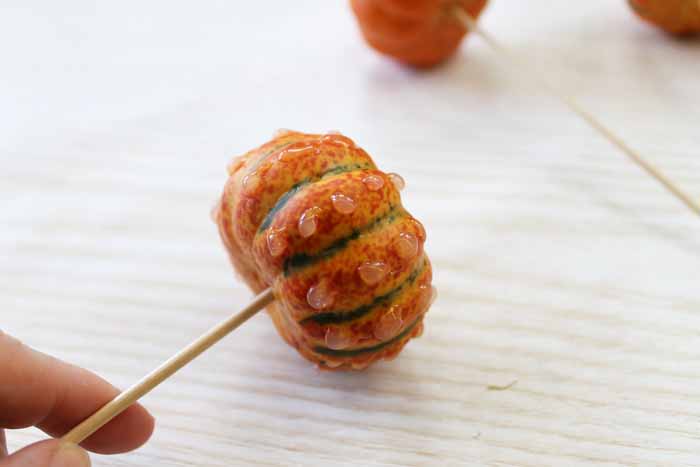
[350, 0, 489, 68]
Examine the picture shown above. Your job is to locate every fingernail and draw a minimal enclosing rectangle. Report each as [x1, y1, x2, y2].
[50, 443, 91, 467]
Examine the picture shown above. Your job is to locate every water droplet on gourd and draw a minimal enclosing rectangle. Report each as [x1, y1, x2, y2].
[266, 228, 287, 257]
[210, 199, 221, 223]
[242, 172, 260, 192]
[307, 280, 335, 310]
[273, 128, 294, 138]
[357, 261, 388, 285]
[374, 307, 403, 341]
[298, 207, 321, 238]
[330, 193, 356, 214]
[387, 173, 405, 191]
[325, 327, 352, 350]
[362, 174, 385, 191]
[395, 232, 418, 259]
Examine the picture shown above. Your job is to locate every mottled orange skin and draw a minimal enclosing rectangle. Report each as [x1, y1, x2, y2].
[351, 0, 488, 68]
[215, 131, 433, 370]
[629, 0, 700, 35]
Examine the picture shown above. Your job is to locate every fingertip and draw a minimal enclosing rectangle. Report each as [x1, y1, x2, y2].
[51, 443, 91, 467]
[2, 440, 90, 467]
[129, 403, 156, 448]
[0, 430, 7, 457]
[80, 403, 155, 455]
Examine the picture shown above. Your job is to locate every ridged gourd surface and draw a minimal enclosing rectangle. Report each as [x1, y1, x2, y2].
[216, 130, 434, 370]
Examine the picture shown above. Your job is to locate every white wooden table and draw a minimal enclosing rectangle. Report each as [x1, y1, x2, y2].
[2, 1, 700, 465]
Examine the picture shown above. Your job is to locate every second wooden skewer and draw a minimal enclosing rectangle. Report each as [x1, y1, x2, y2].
[455, 7, 700, 218]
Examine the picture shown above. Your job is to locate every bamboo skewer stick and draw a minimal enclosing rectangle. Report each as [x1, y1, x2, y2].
[62, 288, 275, 445]
[455, 7, 700, 218]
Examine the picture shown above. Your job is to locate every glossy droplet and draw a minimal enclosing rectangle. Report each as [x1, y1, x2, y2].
[307, 280, 335, 310]
[266, 228, 287, 257]
[387, 173, 405, 191]
[362, 174, 385, 191]
[209, 199, 221, 223]
[273, 128, 294, 138]
[348, 353, 374, 370]
[356, 332, 373, 345]
[277, 142, 314, 162]
[325, 327, 353, 350]
[410, 218, 426, 241]
[395, 232, 418, 259]
[374, 307, 403, 341]
[417, 284, 431, 312]
[358, 261, 388, 285]
[324, 359, 344, 369]
[298, 207, 321, 238]
[330, 193, 356, 214]
[351, 361, 370, 370]
[417, 284, 437, 313]
[384, 347, 401, 361]
[242, 172, 260, 192]
[321, 133, 355, 148]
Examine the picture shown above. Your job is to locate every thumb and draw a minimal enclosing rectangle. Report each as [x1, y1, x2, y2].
[0, 440, 90, 467]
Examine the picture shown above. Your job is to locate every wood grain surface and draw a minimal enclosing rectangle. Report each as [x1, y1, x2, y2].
[2, 1, 699, 466]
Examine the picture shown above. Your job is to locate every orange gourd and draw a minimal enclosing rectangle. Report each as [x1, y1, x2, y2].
[351, 0, 488, 68]
[629, 0, 700, 35]
[215, 130, 434, 370]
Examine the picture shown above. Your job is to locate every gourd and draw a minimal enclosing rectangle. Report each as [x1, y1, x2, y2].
[629, 0, 700, 35]
[350, 0, 489, 67]
[216, 130, 434, 370]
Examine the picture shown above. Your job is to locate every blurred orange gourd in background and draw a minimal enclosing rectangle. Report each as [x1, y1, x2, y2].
[629, 0, 700, 35]
[350, 0, 488, 68]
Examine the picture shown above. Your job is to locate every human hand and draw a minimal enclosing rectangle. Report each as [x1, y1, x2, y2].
[0, 331, 155, 466]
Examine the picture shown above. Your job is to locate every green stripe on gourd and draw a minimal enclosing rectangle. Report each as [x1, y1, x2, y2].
[283, 206, 406, 276]
[313, 317, 421, 358]
[257, 163, 373, 232]
[300, 257, 427, 325]
[249, 140, 296, 171]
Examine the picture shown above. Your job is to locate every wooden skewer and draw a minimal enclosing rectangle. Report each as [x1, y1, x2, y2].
[62, 288, 275, 445]
[455, 7, 700, 218]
